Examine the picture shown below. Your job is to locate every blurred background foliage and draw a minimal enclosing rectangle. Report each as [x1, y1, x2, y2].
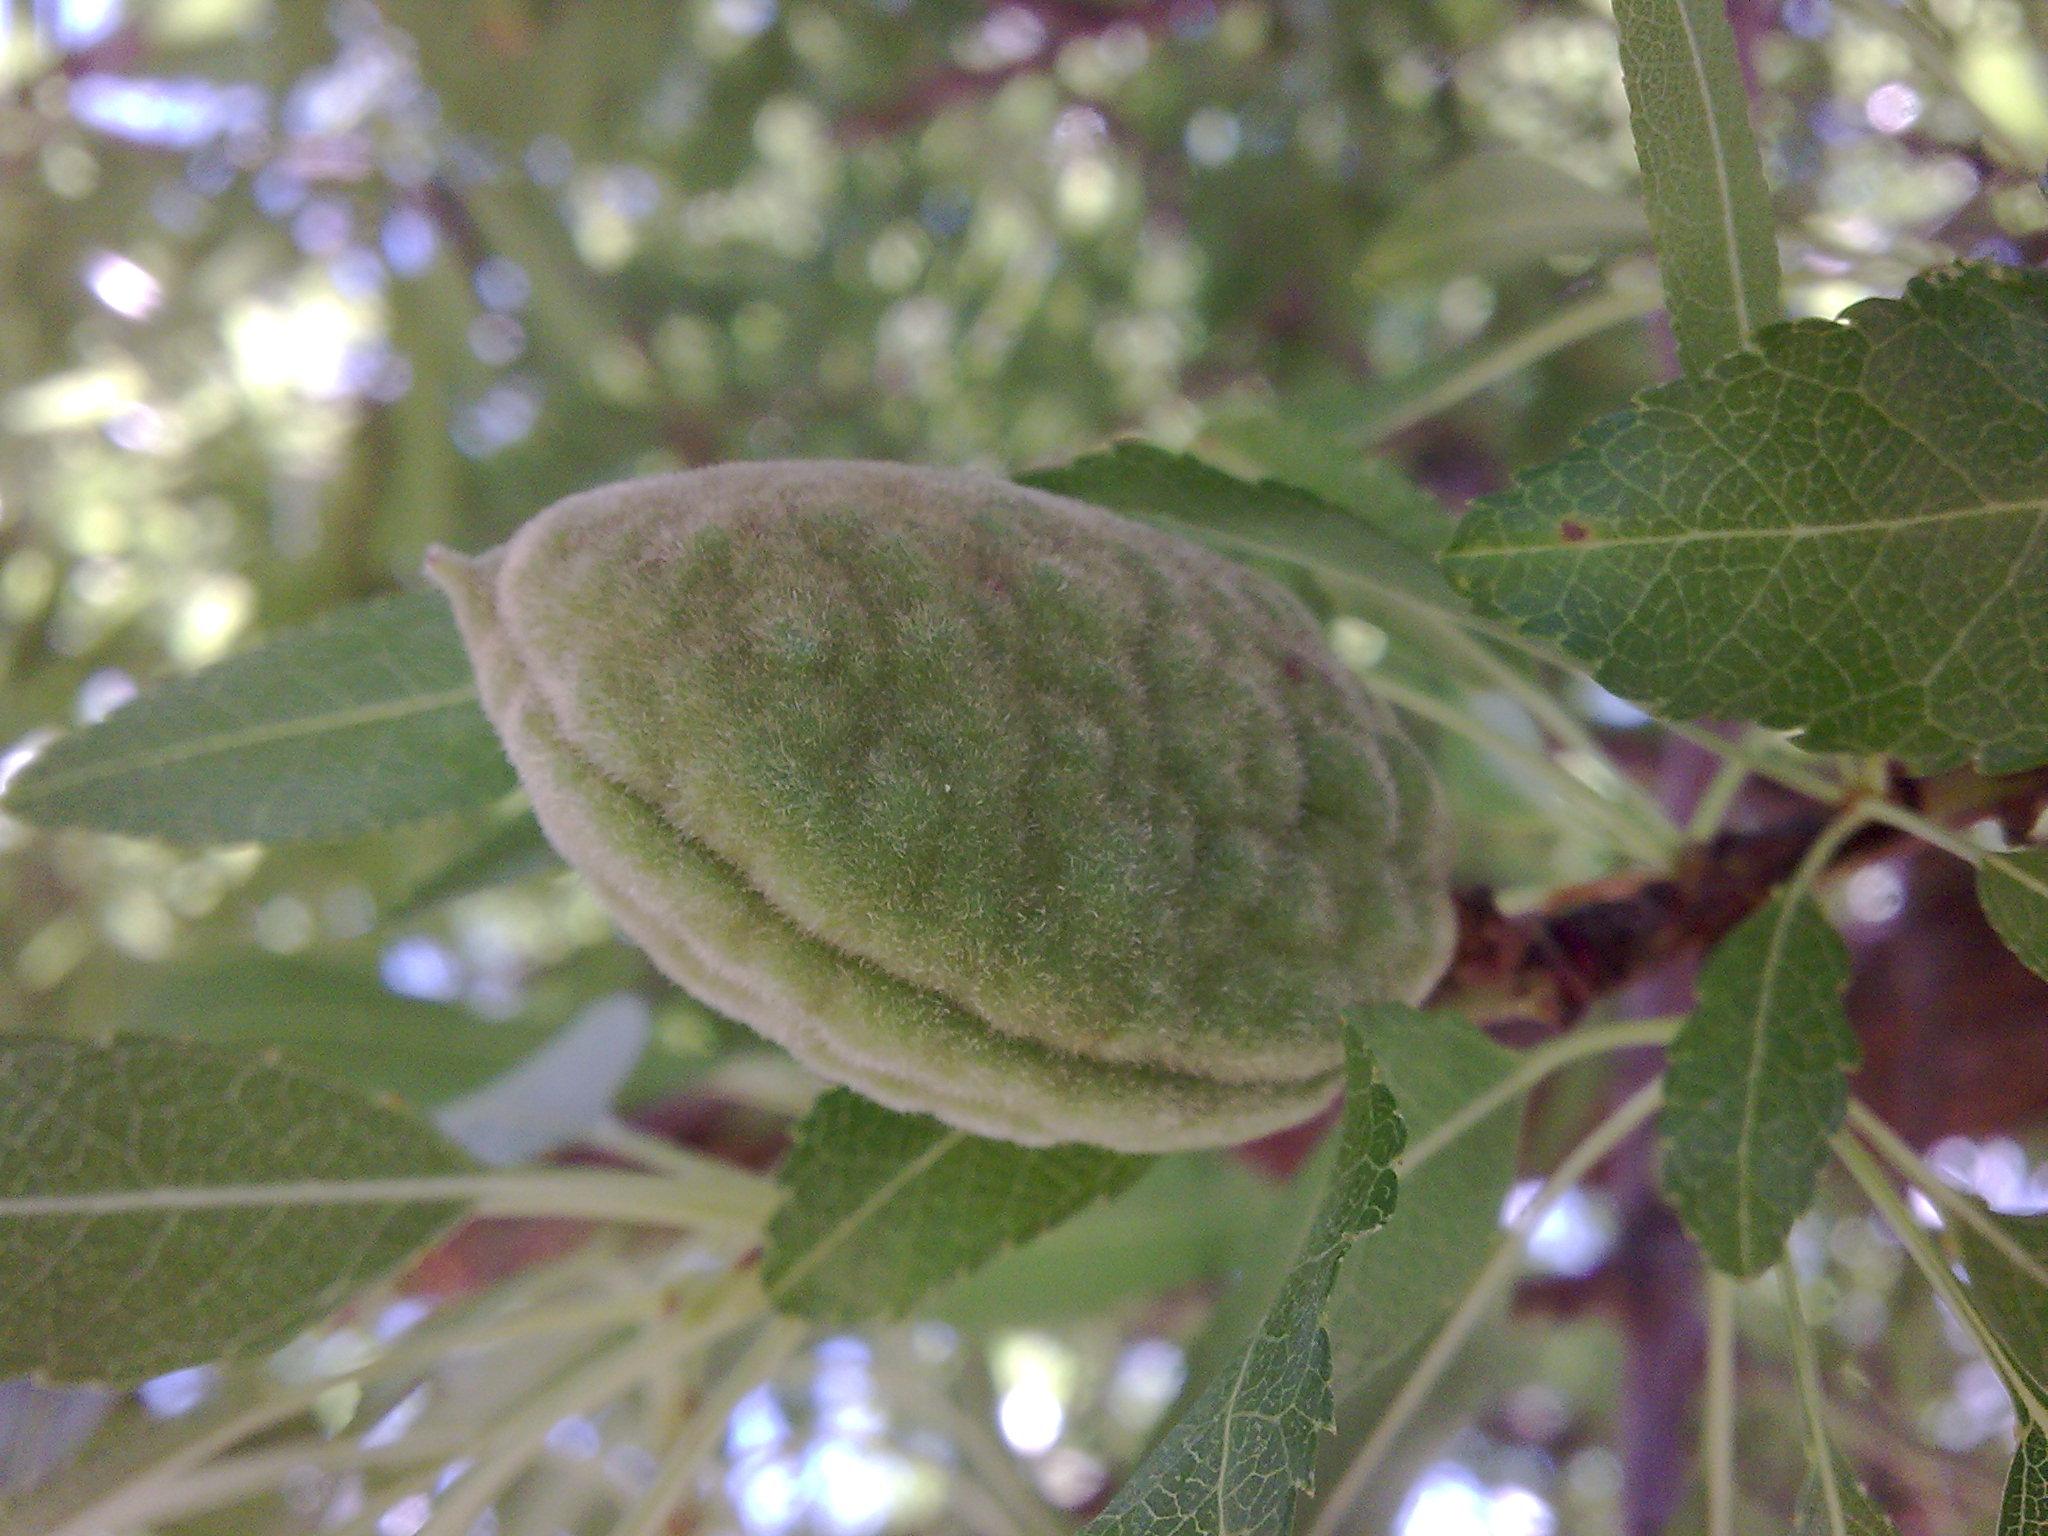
[4, 0, 2048, 1532]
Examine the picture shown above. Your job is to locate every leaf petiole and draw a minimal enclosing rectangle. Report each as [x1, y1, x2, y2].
[607, 1316, 810, 1536]
[1857, 799, 1989, 867]
[1360, 670, 1677, 864]
[1399, 1016, 1679, 1177]
[0, 1165, 778, 1234]
[1660, 721, 1848, 805]
[1847, 1100, 2048, 1291]
[51, 1268, 763, 1536]
[1830, 1133, 2048, 1433]
[1778, 1264, 1852, 1536]
[1704, 1272, 1738, 1536]
[1355, 278, 1663, 445]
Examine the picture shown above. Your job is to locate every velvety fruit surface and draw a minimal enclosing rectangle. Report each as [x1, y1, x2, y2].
[428, 461, 1451, 1149]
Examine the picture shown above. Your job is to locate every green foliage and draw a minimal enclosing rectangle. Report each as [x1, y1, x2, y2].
[1081, 1013, 1404, 1536]
[1794, 1452, 1901, 1536]
[430, 461, 1451, 1149]
[933, 1156, 1282, 1331]
[117, 954, 566, 1107]
[1024, 442, 1455, 612]
[2004, 1429, 2048, 1536]
[1955, 1205, 2048, 1405]
[1979, 847, 2048, 984]
[0, 1034, 472, 1386]
[1325, 1008, 1520, 1398]
[761, 1089, 1149, 1324]
[387, 812, 561, 919]
[1023, 443, 1492, 701]
[5, 0, 2048, 1528]
[1354, 151, 1650, 292]
[1660, 895, 1857, 1276]
[1611, 0, 1780, 370]
[1, 594, 513, 843]
[1445, 265, 2048, 773]
[1194, 410, 1460, 557]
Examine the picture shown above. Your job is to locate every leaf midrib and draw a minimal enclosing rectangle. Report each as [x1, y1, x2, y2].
[7, 685, 483, 803]
[1454, 495, 2048, 560]
[768, 1129, 965, 1301]
[1987, 849, 2048, 905]
[1669, 0, 1762, 344]
[0, 1175, 488, 1217]
[1732, 897, 1801, 1272]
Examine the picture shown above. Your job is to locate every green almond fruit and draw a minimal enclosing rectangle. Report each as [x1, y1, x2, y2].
[426, 462, 1452, 1150]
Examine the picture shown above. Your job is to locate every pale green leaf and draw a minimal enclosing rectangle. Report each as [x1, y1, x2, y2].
[1082, 1011, 1404, 1536]
[2004, 1428, 2048, 1536]
[1444, 265, 2048, 773]
[123, 952, 726, 1119]
[1612, 0, 1780, 371]
[1794, 1451, 1901, 1536]
[388, 810, 561, 920]
[1022, 442, 1457, 617]
[0, 1035, 474, 1386]
[1327, 1009, 1520, 1398]
[1980, 847, 2048, 984]
[1356, 151, 1649, 291]
[2, 593, 514, 843]
[1660, 895, 1857, 1276]
[1196, 409, 1458, 558]
[119, 955, 565, 1107]
[1955, 1203, 2048, 1406]
[934, 1156, 1279, 1331]
[761, 1090, 1149, 1324]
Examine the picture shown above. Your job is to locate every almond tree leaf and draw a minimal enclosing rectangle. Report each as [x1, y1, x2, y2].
[1954, 1204, 2048, 1406]
[119, 955, 566, 1107]
[932, 1155, 1281, 1331]
[1613, 0, 1781, 371]
[387, 810, 561, 921]
[1795, 1451, 1903, 1536]
[1081, 1011, 1404, 1536]
[1197, 408, 1458, 558]
[1021, 442, 1455, 613]
[2003, 1428, 2048, 1536]
[761, 1090, 1150, 1324]
[1355, 151, 1649, 291]
[1659, 894, 1857, 1276]
[1979, 847, 2048, 984]
[1443, 265, 2048, 774]
[0, 1035, 474, 1387]
[1326, 1009, 1520, 1400]
[1, 592, 514, 843]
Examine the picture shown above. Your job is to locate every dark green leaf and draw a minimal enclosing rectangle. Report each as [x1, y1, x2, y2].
[1327, 1009, 1520, 1399]
[2003, 1428, 2048, 1536]
[761, 1090, 1149, 1324]
[1955, 1204, 2048, 1406]
[1081, 1011, 1404, 1536]
[1660, 894, 1857, 1276]
[1612, 0, 1781, 371]
[0, 1035, 474, 1386]
[1980, 847, 2048, 984]
[2, 593, 514, 843]
[1444, 265, 2048, 773]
